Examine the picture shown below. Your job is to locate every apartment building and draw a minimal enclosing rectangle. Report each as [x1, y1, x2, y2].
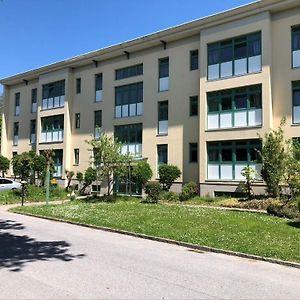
[1, 0, 300, 196]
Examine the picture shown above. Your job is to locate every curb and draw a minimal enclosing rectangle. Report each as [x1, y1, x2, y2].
[11, 210, 300, 270]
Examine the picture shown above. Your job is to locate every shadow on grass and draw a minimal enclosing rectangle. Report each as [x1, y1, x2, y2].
[287, 221, 300, 229]
[0, 218, 85, 272]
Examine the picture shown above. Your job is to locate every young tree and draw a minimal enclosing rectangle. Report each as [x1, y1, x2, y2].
[260, 119, 287, 197]
[80, 167, 97, 194]
[65, 170, 75, 191]
[76, 171, 84, 191]
[158, 164, 181, 191]
[132, 160, 153, 188]
[0, 155, 10, 177]
[11, 152, 33, 181]
[87, 134, 129, 195]
[241, 166, 256, 199]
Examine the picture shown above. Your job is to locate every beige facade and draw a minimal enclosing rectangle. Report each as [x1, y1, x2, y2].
[1, 0, 300, 196]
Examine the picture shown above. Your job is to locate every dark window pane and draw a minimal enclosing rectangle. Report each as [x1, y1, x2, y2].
[208, 48, 219, 65]
[235, 95, 247, 109]
[236, 148, 247, 161]
[248, 33, 261, 56]
[293, 90, 300, 106]
[221, 149, 232, 162]
[208, 98, 219, 113]
[158, 101, 168, 121]
[292, 27, 300, 51]
[190, 96, 198, 116]
[76, 78, 81, 94]
[249, 93, 262, 109]
[234, 41, 247, 59]
[190, 50, 199, 70]
[208, 148, 219, 162]
[158, 145, 168, 164]
[95, 74, 102, 90]
[190, 143, 198, 163]
[159, 58, 169, 78]
[220, 45, 233, 62]
[221, 97, 232, 111]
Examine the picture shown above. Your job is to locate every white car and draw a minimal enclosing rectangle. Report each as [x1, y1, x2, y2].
[0, 178, 22, 191]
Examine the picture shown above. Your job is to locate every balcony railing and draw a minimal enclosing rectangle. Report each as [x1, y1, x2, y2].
[41, 130, 64, 143]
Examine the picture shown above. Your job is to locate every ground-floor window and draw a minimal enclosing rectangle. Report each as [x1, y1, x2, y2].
[114, 167, 142, 196]
[207, 139, 261, 181]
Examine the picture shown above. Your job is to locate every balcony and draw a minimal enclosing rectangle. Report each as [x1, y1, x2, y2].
[40, 115, 64, 143]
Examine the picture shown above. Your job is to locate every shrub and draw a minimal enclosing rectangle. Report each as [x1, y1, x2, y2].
[144, 181, 162, 203]
[241, 166, 256, 199]
[267, 201, 300, 219]
[160, 191, 179, 202]
[80, 167, 97, 194]
[219, 198, 240, 208]
[179, 182, 198, 201]
[158, 164, 181, 191]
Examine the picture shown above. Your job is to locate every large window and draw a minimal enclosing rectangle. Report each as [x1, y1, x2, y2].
[94, 110, 102, 139]
[15, 93, 20, 116]
[95, 74, 103, 102]
[114, 123, 142, 157]
[207, 140, 261, 181]
[116, 64, 143, 80]
[292, 26, 300, 68]
[31, 89, 37, 113]
[208, 32, 261, 80]
[52, 150, 63, 178]
[159, 57, 169, 92]
[13, 122, 19, 146]
[207, 84, 262, 130]
[158, 101, 168, 135]
[115, 82, 143, 118]
[42, 80, 65, 110]
[292, 81, 300, 124]
[41, 115, 64, 143]
[190, 50, 199, 70]
[30, 119, 36, 144]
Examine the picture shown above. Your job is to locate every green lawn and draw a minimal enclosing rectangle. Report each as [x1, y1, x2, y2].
[0, 185, 67, 205]
[12, 199, 300, 263]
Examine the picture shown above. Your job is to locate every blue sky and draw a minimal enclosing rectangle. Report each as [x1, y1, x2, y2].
[0, 0, 252, 94]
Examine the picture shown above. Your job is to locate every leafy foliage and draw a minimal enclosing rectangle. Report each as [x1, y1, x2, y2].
[65, 170, 75, 191]
[132, 160, 153, 187]
[179, 182, 198, 201]
[144, 181, 162, 203]
[158, 164, 181, 191]
[80, 167, 97, 194]
[11, 152, 33, 180]
[0, 155, 10, 177]
[87, 134, 129, 195]
[241, 166, 256, 199]
[260, 119, 287, 197]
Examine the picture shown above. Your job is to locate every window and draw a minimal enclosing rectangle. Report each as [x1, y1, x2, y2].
[116, 64, 143, 80]
[74, 149, 79, 165]
[95, 74, 103, 102]
[15, 93, 20, 116]
[114, 123, 142, 157]
[94, 110, 102, 139]
[207, 140, 261, 181]
[31, 89, 37, 113]
[208, 32, 262, 80]
[207, 84, 262, 130]
[158, 101, 168, 135]
[53, 149, 63, 178]
[292, 26, 300, 68]
[30, 119, 36, 144]
[76, 78, 81, 94]
[292, 81, 300, 124]
[115, 82, 143, 118]
[190, 50, 199, 70]
[159, 57, 169, 92]
[157, 144, 168, 172]
[75, 113, 80, 129]
[189, 143, 198, 163]
[42, 80, 65, 110]
[190, 96, 198, 116]
[13, 122, 19, 146]
[41, 115, 64, 143]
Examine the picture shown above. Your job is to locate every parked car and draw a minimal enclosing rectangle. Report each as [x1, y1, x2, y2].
[0, 178, 22, 191]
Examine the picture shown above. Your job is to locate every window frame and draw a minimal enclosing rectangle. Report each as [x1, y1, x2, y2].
[189, 143, 198, 163]
[189, 96, 199, 116]
[74, 148, 80, 165]
[190, 50, 199, 71]
[75, 113, 80, 129]
[115, 64, 143, 80]
[76, 78, 81, 94]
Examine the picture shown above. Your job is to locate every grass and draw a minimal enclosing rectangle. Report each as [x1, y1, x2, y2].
[0, 185, 68, 205]
[12, 198, 300, 263]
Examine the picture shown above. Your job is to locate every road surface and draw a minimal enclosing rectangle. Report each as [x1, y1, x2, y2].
[0, 208, 299, 299]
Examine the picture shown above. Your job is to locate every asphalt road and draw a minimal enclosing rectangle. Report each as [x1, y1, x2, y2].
[0, 208, 299, 300]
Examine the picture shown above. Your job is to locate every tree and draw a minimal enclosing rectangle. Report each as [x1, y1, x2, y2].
[29, 151, 47, 185]
[65, 170, 75, 191]
[80, 167, 97, 194]
[260, 119, 287, 197]
[241, 166, 256, 199]
[132, 160, 153, 188]
[43, 149, 54, 204]
[0, 155, 10, 177]
[76, 172, 83, 191]
[87, 134, 129, 195]
[11, 152, 32, 181]
[158, 164, 181, 191]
